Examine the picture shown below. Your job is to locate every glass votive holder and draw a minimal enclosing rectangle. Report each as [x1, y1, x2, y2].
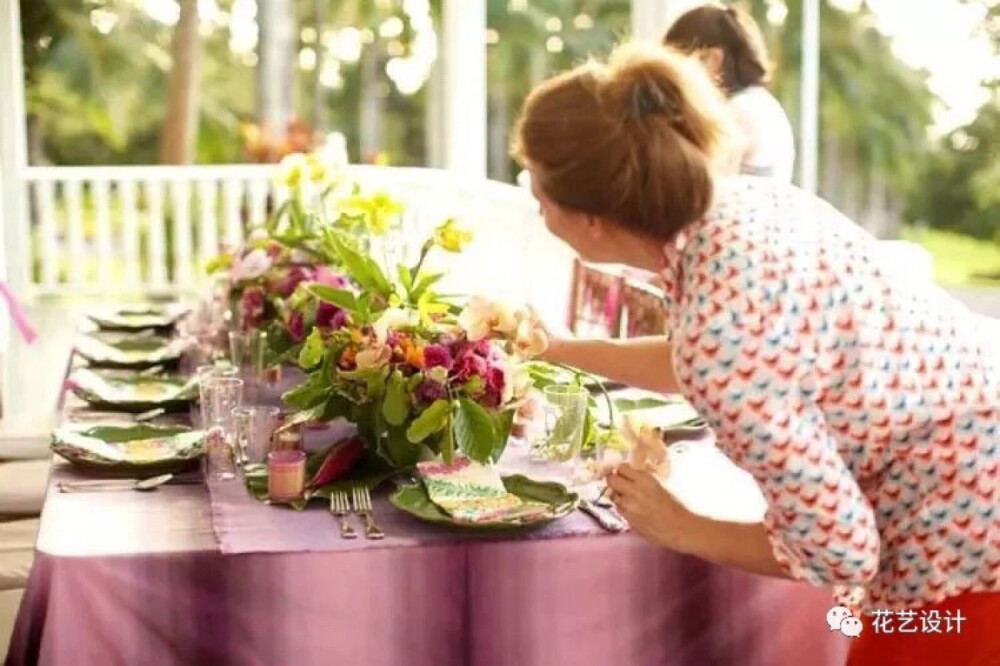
[204, 426, 238, 481]
[272, 425, 303, 452]
[268, 450, 306, 501]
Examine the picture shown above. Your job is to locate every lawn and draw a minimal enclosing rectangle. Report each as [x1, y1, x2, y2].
[901, 227, 1000, 287]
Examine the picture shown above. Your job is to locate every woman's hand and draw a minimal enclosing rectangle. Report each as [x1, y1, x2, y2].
[606, 463, 696, 553]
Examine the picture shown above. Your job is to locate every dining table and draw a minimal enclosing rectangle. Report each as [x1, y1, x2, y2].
[4, 326, 849, 666]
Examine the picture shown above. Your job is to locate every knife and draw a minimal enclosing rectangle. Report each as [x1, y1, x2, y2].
[579, 498, 627, 532]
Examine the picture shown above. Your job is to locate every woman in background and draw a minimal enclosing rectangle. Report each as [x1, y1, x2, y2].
[664, 3, 795, 181]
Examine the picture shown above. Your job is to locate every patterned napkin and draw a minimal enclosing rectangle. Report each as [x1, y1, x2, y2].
[417, 458, 554, 524]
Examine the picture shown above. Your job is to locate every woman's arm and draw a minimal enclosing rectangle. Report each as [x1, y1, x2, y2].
[541, 335, 680, 394]
[679, 515, 789, 579]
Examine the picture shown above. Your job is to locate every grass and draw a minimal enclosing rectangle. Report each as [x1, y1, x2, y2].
[900, 227, 1000, 288]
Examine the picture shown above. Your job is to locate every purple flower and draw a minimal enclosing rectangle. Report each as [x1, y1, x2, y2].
[240, 287, 266, 330]
[452, 353, 487, 384]
[423, 344, 453, 370]
[275, 266, 313, 298]
[287, 311, 306, 342]
[414, 380, 448, 404]
[316, 302, 346, 330]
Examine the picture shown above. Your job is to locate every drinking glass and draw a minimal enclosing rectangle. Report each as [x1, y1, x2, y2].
[540, 384, 588, 463]
[199, 376, 243, 480]
[229, 330, 268, 399]
[232, 405, 281, 467]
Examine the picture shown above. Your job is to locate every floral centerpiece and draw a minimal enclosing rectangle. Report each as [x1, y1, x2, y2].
[205, 137, 409, 362]
[280, 218, 551, 469]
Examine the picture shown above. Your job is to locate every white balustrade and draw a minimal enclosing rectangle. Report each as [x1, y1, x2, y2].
[16, 165, 566, 316]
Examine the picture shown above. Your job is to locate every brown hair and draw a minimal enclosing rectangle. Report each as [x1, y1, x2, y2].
[511, 43, 736, 242]
[663, 4, 771, 94]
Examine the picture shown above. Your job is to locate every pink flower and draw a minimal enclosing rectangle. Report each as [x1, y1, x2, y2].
[414, 379, 447, 404]
[315, 266, 348, 288]
[423, 344, 453, 370]
[287, 311, 306, 342]
[240, 287, 266, 330]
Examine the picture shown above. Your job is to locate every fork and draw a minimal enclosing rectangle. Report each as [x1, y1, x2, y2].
[352, 485, 384, 540]
[330, 491, 357, 539]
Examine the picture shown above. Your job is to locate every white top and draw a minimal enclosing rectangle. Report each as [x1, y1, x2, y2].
[728, 86, 795, 182]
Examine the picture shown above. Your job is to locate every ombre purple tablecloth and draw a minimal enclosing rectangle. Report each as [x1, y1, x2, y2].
[6, 367, 848, 666]
[6, 448, 848, 666]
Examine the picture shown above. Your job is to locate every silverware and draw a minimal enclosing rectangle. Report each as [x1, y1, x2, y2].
[330, 491, 357, 539]
[58, 473, 176, 493]
[134, 407, 167, 423]
[352, 485, 384, 540]
[579, 498, 627, 532]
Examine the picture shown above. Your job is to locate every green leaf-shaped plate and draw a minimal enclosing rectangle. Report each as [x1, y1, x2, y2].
[389, 475, 578, 530]
[51, 423, 204, 476]
[75, 333, 188, 369]
[87, 304, 188, 331]
[69, 368, 198, 413]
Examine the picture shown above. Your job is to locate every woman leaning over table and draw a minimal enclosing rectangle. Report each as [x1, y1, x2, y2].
[513, 42, 1000, 666]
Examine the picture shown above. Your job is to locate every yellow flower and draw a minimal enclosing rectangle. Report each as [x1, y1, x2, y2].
[275, 153, 309, 189]
[432, 218, 473, 253]
[305, 153, 328, 185]
[340, 191, 404, 236]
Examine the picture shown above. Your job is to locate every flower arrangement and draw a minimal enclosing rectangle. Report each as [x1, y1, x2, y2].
[279, 220, 551, 469]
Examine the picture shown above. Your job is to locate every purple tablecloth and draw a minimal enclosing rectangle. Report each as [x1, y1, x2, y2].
[6, 360, 849, 666]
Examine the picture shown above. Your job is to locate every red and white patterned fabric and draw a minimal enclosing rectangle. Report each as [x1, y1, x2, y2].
[659, 176, 1000, 611]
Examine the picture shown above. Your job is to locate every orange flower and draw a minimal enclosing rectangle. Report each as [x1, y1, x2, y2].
[340, 348, 357, 366]
[406, 345, 425, 369]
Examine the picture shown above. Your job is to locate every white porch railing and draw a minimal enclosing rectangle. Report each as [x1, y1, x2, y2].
[17, 164, 576, 319]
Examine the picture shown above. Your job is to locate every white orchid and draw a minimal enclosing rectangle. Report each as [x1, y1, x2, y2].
[457, 296, 518, 342]
[373, 307, 418, 344]
[231, 248, 272, 282]
[501, 362, 534, 405]
[512, 313, 548, 359]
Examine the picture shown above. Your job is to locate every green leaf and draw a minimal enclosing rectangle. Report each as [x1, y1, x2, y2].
[382, 370, 410, 426]
[319, 395, 352, 422]
[406, 372, 425, 393]
[282, 373, 330, 409]
[440, 410, 455, 464]
[461, 376, 485, 396]
[382, 424, 419, 468]
[307, 285, 357, 312]
[406, 399, 452, 443]
[397, 263, 414, 294]
[454, 398, 499, 463]
[411, 271, 445, 300]
[298, 327, 325, 369]
[491, 408, 516, 462]
[613, 396, 671, 412]
[277, 404, 327, 432]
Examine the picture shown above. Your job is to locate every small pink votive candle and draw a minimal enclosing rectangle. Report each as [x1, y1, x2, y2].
[267, 450, 306, 501]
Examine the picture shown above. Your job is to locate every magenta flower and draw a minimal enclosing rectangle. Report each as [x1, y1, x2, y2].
[275, 266, 314, 298]
[414, 379, 448, 404]
[481, 366, 505, 407]
[316, 302, 346, 330]
[423, 344, 453, 370]
[240, 287, 266, 330]
[287, 310, 306, 342]
[452, 353, 487, 384]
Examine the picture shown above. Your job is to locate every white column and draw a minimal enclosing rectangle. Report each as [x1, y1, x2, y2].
[799, 0, 820, 193]
[441, 0, 486, 179]
[0, 0, 29, 295]
[630, 0, 675, 44]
